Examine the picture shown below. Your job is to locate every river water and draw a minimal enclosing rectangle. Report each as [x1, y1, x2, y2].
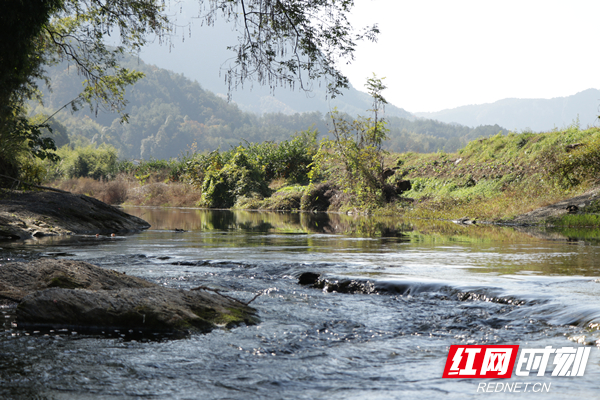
[1, 208, 600, 399]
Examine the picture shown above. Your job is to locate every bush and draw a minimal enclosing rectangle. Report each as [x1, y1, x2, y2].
[198, 148, 271, 208]
[181, 150, 227, 187]
[267, 191, 303, 211]
[182, 130, 317, 208]
[56, 144, 119, 180]
[244, 129, 318, 184]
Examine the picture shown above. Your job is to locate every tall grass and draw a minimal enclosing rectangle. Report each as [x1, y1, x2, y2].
[54, 177, 131, 204]
[53, 176, 202, 206]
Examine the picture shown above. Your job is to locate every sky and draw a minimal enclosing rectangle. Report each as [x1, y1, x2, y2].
[140, 0, 600, 113]
[341, 0, 600, 112]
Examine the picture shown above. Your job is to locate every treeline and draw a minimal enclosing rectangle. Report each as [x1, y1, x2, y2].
[32, 54, 507, 159]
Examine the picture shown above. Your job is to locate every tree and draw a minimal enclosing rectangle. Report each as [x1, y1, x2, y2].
[199, 0, 379, 98]
[39, 0, 378, 111]
[309, 75, 389, 206]
[0, 0, 63, 180]
[0, 0, 167, 182]
[1, 0, 377, 183]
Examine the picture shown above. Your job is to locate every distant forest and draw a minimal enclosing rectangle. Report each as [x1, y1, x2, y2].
[33, 55, 507, 159]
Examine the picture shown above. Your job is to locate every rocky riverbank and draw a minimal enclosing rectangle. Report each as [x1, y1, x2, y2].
[0, 259, 258, 335]
[510, 186, 600, 225]
[0, 189, 151, 240]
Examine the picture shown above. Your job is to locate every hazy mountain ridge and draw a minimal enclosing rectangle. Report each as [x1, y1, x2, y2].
[213, 77, 414, 119]
[32, 53, 507, 159]
[415, 89, 600, 132]
[135, 17, 412, 119]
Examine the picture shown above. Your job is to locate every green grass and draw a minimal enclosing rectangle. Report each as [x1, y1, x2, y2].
[275, 184, 307, 193]
[386, 126, 600, 223]
[551, 214, 600, 227]
[405, 175, 514, 200]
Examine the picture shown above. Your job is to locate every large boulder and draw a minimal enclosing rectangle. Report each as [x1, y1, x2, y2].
[0, 259, 258, 335]
[0, 190, 150, 240]
[0, 259, 154, 302]
[17, 286, 258, 334]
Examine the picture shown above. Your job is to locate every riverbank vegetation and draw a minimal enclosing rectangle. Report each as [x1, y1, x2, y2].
[17, 113, 598, 226]
[397, 121, 600, 222]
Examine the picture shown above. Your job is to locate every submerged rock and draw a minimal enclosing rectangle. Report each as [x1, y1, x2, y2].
[317, 278, 377, 294]
[452, 217, 477, 225]
[0, 259, 258, 335]
[298, 272, 377, 294]
[298, 272, 321, 286]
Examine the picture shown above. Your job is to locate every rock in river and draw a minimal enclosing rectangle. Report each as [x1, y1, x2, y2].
[0, 259, 155, 301]
[0, 190, 150, 240]
[17, 286, 258, 334]
[0, 259, 258, 335]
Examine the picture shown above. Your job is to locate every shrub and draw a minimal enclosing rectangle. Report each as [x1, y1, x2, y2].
[267, 191, 303, 211]
[198, 148, 271, 208]
[181, 150, 226, 187]
[244, 129, 318, 184]
[56, 144, 119, 180]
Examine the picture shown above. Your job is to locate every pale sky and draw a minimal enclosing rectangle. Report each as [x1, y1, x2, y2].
[342, 0, 600, 112]
[140, 0, 600, 113]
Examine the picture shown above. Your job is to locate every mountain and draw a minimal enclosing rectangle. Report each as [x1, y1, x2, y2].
[34, 56, 332, 159]
[32, 54, 507, 159]
[136, 19, 412, 119]
[415, 89, 600, 132]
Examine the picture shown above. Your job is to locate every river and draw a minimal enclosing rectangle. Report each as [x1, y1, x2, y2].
[1, 208, 599, 399]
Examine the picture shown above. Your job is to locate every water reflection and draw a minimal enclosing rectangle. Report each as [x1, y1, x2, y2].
[123, 207, 416, 237]
[3, 208, 600, 279]
[114, 207, 600, 277]
[124, 206, 600, 242]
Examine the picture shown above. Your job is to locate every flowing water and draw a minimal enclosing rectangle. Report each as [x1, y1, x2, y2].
[1, 208, 600, 399]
